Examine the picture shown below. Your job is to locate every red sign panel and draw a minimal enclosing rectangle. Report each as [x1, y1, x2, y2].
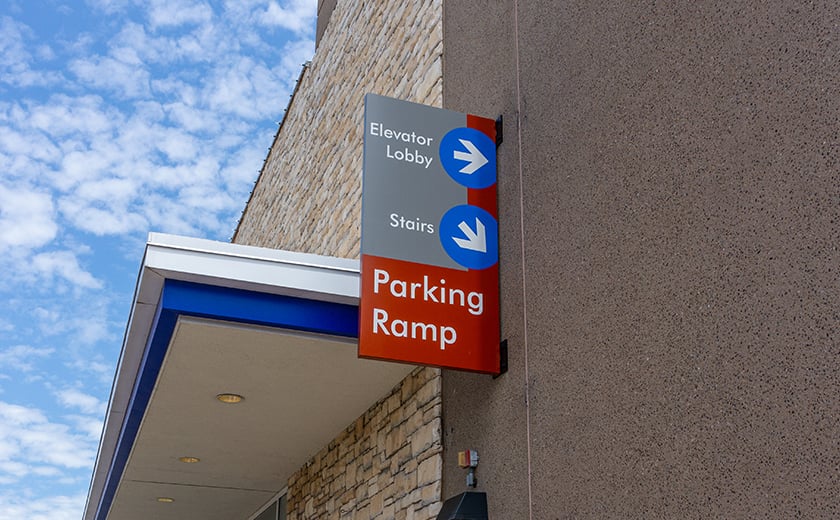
[360, 257, 500, 373]
[360, 95, 500, 374]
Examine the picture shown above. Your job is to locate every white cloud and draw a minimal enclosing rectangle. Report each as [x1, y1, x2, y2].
[77, 321, 114, 349]
[148, 0, 214, 29]
[27, 94, 118, 138]
[219, 139, 269, 187]
[137, 191, 232, 236]
[30, 251, 102, 290]
[0, 120, 61, 165]
[75, 177, 141, 205]
[0, 17, 29, 68]
[201, 47, 309, 121]
[0, 346, 54, 372]
[59, 199, 148, 236]
[0, 491, 86, 520]
[261, 0, 318, 34]
[0, 17, 62, 88]
[69, 54, 151, 99]
[162, 99, 218, 132]
[56, 389, 106, 416]
[278, 35, 316, 73]
[113, 19, 227, 65]
[0, 402, 96, 472]
[68, 358, 117, 386]
[56, 146, 118, 192]
[154, 127, 200, 162]
[67, 415, 105, 440]
[0, 461, 29, 477]
[0, 185, 57, 253]
[31, 299, 115, 348]
[32, 307, 60, 323]
[32, 466, 64, 477]
[85, 0, 133, 14]
[204, 56, 268, 119]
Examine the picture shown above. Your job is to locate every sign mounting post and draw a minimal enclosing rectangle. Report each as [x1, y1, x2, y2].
[359, 94, 500, 374]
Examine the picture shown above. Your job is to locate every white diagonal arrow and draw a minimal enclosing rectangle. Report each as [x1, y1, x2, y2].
[452, 218, 487, 253]
[453, 138, 488, 174]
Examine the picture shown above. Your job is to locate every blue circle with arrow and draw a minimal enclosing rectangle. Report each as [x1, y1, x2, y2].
[439, 205, 499, 270]
[439, 127, 496, 189]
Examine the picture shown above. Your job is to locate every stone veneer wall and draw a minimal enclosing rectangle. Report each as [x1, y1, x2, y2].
[231, 0, 444, 519]
[232, 0, 443, 257]
[286, 368, 443, 520]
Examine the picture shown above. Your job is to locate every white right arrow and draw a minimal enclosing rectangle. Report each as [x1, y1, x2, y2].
[452, 218, 487, 253]
[453, 138, 488, 174]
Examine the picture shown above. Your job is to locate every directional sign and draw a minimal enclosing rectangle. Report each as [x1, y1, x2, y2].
[360, 94, 500, 374]
[439, 205, 499, 270]
[440, 127, 497, 189]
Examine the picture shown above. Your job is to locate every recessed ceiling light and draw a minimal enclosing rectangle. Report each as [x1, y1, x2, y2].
[157, 497, 174, 503]
[216, 393, 244, 404]
[178, 456, 200, 463]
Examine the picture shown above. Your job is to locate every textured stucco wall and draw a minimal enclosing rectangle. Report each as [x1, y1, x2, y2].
[443, 1, 840, 518]
[233, 0, 443, 258]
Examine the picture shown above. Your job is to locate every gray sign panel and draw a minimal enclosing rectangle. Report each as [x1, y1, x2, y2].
[362, 94, 467, 270]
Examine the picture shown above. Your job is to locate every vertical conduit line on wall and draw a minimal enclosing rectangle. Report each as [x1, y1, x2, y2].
[513, 1, 533, 518]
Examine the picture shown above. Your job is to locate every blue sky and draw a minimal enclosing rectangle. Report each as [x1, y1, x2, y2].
[0, 1, 315, 518]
